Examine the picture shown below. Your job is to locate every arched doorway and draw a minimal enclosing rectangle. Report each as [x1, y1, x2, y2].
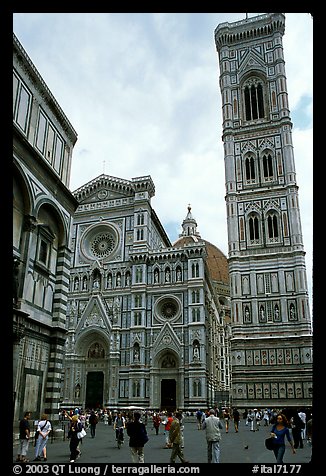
[85, 371, 104, 409]
[161, 379, 176, 411]
[160, 352, 178, 411]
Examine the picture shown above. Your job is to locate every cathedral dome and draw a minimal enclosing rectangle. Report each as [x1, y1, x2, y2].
[172, 206, 229, 285]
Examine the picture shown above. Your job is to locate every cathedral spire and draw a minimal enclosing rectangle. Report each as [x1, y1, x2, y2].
[179, 204, 201, 238]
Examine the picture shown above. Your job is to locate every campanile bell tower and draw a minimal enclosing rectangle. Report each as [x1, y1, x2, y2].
[214, 13, 312, 408]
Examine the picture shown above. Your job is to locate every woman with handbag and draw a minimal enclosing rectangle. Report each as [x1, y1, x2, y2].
[270, 413, 296, 463]
[65, 412, 84, 463]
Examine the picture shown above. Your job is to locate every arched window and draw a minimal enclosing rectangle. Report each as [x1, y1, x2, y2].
[137, 213, 144, 225]
[244, 77, 265, 121]
[192, 290, 200, 303]
[249, 215, 259, 241]
[245, 155, 256, 182]
[192, 308, 200, 322]
[262, 153, 274, 180]
[267, 213, 279, 241]
[191, 263, 199, 278]
[136, 229, 144, 240]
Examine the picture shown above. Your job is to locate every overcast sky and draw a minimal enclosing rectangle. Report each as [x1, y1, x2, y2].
[13, 13, 313, 309]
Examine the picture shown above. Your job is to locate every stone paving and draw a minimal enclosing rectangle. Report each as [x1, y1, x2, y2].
[13, 417, 312, 465]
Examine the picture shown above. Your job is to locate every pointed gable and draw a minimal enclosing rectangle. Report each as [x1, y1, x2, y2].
[152, 321, 182, 355]
[75, 295, 111, 337]
[238, 48, 267, 79]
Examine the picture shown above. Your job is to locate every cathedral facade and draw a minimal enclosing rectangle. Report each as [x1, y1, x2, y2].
[214, 13, 313, 408]
[61, 175, 231, 411]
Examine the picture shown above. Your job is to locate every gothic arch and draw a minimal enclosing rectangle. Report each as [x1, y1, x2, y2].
[75, 328, 110, 357]
[246, 211, 261, 243]
[156, 349, 179, 369]
[240, 73, 268, 122]
[265, 209, 281, 241]
[243, 151, 257, 183]
[260, 148, 275, 181]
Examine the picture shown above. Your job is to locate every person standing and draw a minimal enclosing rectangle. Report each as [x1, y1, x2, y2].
[298, 409, 307, 440]
[291, 413, 304, 449]
[65, 413, 83, 463]
[126, 412, 148, 463]
[202, 408, 223, 463]
[232, 408, 240, 433]
[33, 414, 52, 461]
[270, 413, 296, 463]
[263, 409, 270, 426]
[16, 411, 31, 463]
[163, 412, 173, 448]
[196, 410, 203, 430]
[223, 408, 230, 433]
[89, 411, 98, 438]
[169, 412, 189, 463]
[152, 413, 161, 435]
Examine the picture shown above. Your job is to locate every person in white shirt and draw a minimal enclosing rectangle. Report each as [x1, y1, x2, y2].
[33, 414, 52, 461]
[298, 409, 307, 440]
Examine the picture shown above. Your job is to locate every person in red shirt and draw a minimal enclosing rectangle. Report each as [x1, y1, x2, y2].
[164, 412, 174, 448]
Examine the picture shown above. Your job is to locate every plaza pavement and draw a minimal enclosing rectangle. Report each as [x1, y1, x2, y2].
[12, 417, 312, 465]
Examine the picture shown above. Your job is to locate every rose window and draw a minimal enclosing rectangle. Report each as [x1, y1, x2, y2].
[91, 233, 116, 258]
[155, 295, 181, 322]
[80, 223, 119, 262]
[161, 302, 177, 319]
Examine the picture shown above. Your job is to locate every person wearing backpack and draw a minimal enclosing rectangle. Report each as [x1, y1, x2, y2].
[202, 408, 223, 463]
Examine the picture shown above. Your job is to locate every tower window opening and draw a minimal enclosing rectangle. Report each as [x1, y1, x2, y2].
[263, 153, 274, 179]
[249, 215, 259, 241]
[244, 78, 265, 121]
[245, 156, 256, 182]
[267, 213, 279, 241]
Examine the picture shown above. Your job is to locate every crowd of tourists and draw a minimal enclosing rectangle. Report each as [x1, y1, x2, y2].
[15, 406, 312, 464]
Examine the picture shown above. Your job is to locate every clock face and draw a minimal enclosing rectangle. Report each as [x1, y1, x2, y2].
[80, 223, 119, 262]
